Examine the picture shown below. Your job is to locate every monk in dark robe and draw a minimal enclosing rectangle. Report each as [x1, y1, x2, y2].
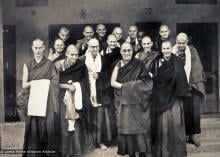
[173, 32, 206, 146]
[55, 45, 95, 157]
[135, 36, 160, 74]
[22, 39, 60, 157]
[151, 41, 190, 157]
[111, 42, 152, 157]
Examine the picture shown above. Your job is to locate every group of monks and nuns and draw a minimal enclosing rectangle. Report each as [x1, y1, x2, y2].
[112, 27, 125, 47]
[154, 25, 171, 53]
[126, 25, 141, 53]
[135, 36, 160, 76]
[22, 38, 60, 157]
[82, 38, 115, 150]
[111, 42, 152, 157]
[48, 38, 65, 62]
[76, 25, 95, 56]
[173, 32, 206, 147]
[151, 41, 190, 157]
[55, 45, 94, 157]
[95, 24, 108, 50]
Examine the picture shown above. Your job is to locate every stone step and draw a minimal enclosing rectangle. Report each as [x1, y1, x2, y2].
[187, 139, 220, 154]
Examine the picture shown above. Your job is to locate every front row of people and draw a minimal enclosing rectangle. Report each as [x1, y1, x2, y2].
[21, 32, 205, 157]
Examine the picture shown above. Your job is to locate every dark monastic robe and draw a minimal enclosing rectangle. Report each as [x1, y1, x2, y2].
[114, 58, 152, 155]
[95, 34, 108, 51]
[136, 50, 160, 73]
[55, 59, 95, 157]
[23, 57, 60, 157]
[151, 54, 190, 157]
[176, 45, 206, 135]
[76, 38, 89, 56]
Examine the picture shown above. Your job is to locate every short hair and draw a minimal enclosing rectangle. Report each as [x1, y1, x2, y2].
[176, 32, 188, 41]
[32, 38, 44, 46]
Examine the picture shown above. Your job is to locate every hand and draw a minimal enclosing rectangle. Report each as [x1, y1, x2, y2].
[68, 84, 76, 92]
[93, 72, 99, 80]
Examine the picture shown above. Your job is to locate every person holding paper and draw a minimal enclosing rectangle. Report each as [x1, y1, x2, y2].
[55, 45, 95, 157]
[22, 38, 60, 157]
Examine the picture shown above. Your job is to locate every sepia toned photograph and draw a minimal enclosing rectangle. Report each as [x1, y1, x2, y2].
[0, 0, 220, 157]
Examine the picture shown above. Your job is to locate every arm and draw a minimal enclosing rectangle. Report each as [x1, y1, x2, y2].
[22, 64, 31, 89]
[60, 83, 76, 92]
[111, 63, 122, 89]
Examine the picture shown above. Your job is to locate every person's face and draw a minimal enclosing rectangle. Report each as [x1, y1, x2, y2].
[66, 50, 79, 65]
[159, 27, 170, 40]
[88, 40, 100, 57]
[176, 38, 188, 51]
[113, 28, 123, 41]
[32, 41, 45, 59]
[58, 30, 69, 42]
[128, 26, 138, 39]
[120, 44, 133, 62]
[141, 38, 153, 52]
[96, 25, 107, 37]
[161, 42, 172, 58]
[54, 39, 64, 53]
[107, 36, 117, 49]
[83, 27, 94, 40]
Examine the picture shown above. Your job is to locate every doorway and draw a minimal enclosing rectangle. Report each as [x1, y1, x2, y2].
[3, 25, 19, 121]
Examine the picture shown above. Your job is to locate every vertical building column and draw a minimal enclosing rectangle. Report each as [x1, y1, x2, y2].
[0, 0, 5, 123]
[218, 20, 220, 113]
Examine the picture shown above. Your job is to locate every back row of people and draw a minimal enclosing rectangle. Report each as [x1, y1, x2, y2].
[20, 23, 205, 157]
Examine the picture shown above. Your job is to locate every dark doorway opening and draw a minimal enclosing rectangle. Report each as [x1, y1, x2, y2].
[177, 23, 219, 113]
[3, 25, 19, 122]
[135, 22, 162, 42]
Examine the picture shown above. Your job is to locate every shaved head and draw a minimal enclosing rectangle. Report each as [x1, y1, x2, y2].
[58, 27, 70, 41]
[176, 32, 189, 51]
[88, 38, 99, 47]
[83, 25, 94, 40]
[107, 34, 117, 49]
[112, 27, 123, 41]
[66, 44, 79, 55]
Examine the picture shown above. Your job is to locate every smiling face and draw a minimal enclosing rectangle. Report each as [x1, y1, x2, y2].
[96, 24, 107, 37]
[54, 39, 65, 53]
[141, 36, 153, 52]
[66, 45, 79, 65]
[107, 34, 117, 49]
[120, 42, 133, 62]
[83, 26, 94, 40]
[32, 39, 45, 59]
[161, 41, 172, 59]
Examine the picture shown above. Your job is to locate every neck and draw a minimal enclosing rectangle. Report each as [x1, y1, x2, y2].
[164, 55, 171, 60]
[35, 56, 43, 63]
[144, 50, 151, 54]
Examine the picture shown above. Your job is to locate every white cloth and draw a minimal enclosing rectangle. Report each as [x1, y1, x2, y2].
[85, 52, 102, 106]
[63, 82, 82, 131]
[28, 79, 50, 117]
[172, 44, 191, 83]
